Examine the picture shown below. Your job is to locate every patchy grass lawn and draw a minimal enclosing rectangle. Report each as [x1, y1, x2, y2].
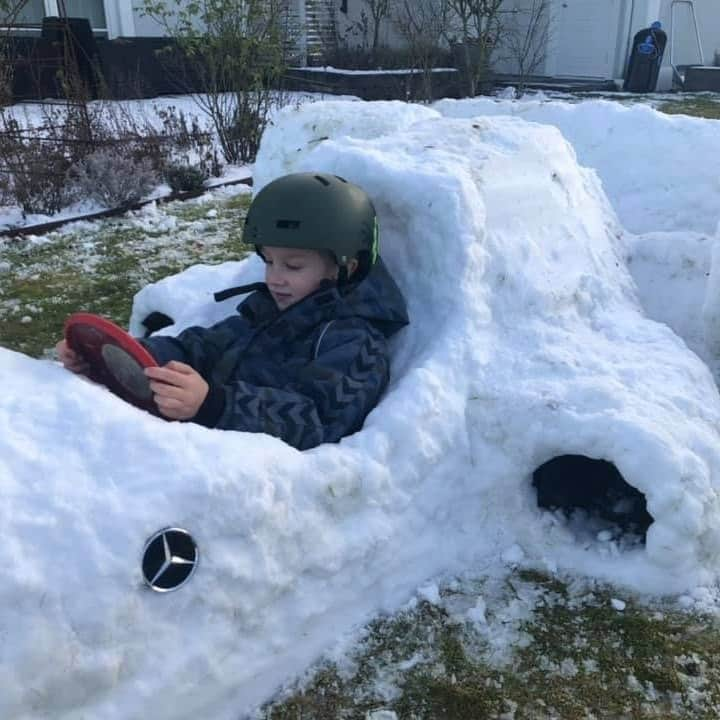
[562, 89, 720, 119]
[656, 95, 720, 120]
[262, 569, 720, 720]
[0, 188, 252, 358]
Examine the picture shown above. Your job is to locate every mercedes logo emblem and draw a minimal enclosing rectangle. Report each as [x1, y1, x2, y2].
[142, 527, 198, 592]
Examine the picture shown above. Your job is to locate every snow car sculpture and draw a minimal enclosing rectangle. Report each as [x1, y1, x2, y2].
[2, 99, 720, 719]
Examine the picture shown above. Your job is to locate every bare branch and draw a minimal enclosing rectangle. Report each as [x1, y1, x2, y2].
[503, 0, 551, 92]
[367, 0, 391, 50]
[0, 0, 32, 28]
[393, 0, 453, 101]
[445, 0, 505, 95]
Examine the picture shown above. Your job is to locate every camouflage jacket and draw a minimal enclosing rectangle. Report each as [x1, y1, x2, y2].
[142, 258, 409, 450]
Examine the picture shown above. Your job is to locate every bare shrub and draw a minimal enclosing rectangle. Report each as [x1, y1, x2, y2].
[0, 98, 226, 215]
[0, 101, 157, 215]
[0, 110, 74, 215]
[393, 0, 453, 101]
[69, 147, 158, 208]
[341, 0, 393, 63]
[503, 0, 552, 93]
[446, 0, 505, 96]
[0, 0, 30, 106]
[323, 0, 410, 70]
[155, 105, 222, 180]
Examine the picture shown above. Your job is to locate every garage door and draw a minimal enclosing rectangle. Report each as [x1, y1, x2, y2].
[553, 0, 621, 78]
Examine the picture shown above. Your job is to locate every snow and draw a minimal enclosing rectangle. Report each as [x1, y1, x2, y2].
[433, 95, 720, 235]
[297, 65, 459, 75]
[366, 711, 399, 720]
[2, 94, 720, 717]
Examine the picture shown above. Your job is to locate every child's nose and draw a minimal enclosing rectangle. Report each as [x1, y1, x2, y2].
[267, 266, 287, 285]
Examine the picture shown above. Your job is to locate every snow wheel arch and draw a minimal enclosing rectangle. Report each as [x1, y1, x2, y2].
[532, 454, 653, 540]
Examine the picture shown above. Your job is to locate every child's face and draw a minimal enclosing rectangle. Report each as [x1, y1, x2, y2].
[262, 246, 338, 310]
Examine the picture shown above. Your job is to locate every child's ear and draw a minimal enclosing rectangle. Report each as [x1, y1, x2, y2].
[347, 258, 359, 276]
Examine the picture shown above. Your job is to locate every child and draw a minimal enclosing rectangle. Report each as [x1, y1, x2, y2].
[57, 172, 409, 450]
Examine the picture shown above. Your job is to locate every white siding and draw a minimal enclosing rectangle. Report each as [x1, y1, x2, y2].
[496, 0, 630, 79]
[129, 0, 201, 38]
[130, 2, 169, 37]
[548, 0, 623, 78]
[657, 0, 720, 66]
[130, 0, 184, 37]
[492, 1, 552, 76]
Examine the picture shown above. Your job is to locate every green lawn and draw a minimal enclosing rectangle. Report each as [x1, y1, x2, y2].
[0, 189, 252, 358]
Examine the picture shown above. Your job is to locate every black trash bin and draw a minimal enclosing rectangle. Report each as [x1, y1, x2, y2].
[623, 21, 667, 92]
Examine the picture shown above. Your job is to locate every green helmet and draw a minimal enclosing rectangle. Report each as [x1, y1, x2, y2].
[244, 172, 379, 267]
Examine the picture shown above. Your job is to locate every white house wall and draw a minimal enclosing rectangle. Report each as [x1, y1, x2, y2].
[492, 1, 556, 77]
[128, 0, 204, 38]
[657, 0, 720, 66]
[104, 1, 138, 37]
[129, 0, 170, 38]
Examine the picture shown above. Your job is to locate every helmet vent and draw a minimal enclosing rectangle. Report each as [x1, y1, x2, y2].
[314, 175, 330, 186]
[276, 219, 301, 229]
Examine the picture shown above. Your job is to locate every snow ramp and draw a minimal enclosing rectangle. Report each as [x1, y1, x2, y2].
[1, 100, 720, 719]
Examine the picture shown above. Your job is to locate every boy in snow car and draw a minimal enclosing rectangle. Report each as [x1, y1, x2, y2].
[57, 172, 409, 450]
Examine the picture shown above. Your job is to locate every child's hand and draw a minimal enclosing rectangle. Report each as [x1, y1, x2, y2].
[145, 361, 209, 421]
[56, 339, 90, 375]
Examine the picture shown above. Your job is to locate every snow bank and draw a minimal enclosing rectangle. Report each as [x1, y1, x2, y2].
[3, 99, 720, 719]
[434, 96, 720, 236]
[625, 229, 716, 365]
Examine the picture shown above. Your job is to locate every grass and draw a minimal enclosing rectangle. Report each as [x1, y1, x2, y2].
[562, 89, 720, 120]
[0, 189, 252, 358]
[656, 96, 720, 120]
[262, 570, 720, 720]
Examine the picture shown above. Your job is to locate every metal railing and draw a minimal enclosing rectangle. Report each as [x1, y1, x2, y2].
[669, 0, 705, 87]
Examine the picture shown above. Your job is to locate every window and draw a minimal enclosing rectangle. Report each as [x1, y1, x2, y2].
[12, 0, 46, 24]
[63, 0, 107, 32]
[3, 0, 107, 33]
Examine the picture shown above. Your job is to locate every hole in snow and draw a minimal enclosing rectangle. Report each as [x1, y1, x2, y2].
[532, 454, 654, 544]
